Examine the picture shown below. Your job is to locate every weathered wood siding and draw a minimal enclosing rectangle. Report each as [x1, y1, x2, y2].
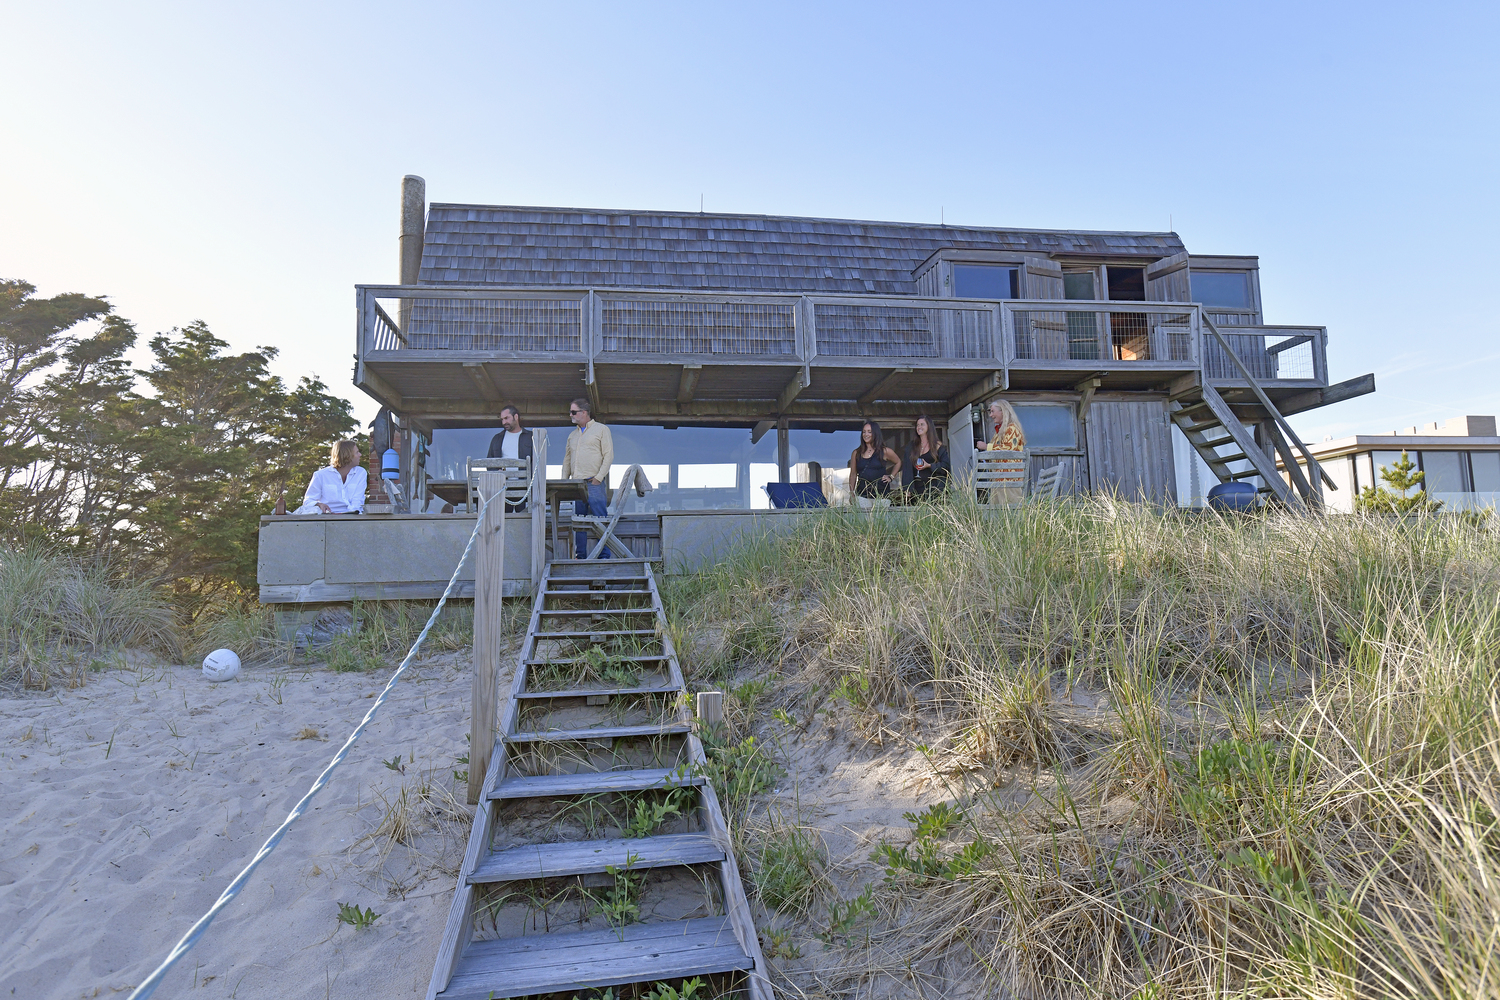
[1085, 400, 1178, 505]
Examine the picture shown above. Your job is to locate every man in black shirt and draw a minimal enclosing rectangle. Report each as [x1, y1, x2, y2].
[486, 405, 534, 511]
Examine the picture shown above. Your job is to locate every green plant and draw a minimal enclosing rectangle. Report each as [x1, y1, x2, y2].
[819, 885, 876, 948]
[588, 853, 643, 933]
[699, 735, 778, 804]
[750, 821, 823, 914]
[620, 786, 690, 838]
[1356, 450, 1443, 514]
[874, 803, 990, 883]
[640, 978, 705, 1000]
[336, 902, 381, 930]
[761, 927, 802, 960]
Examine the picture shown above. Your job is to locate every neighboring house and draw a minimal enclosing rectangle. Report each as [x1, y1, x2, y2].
[355, 176, 1376, 511]
[1281, 416, 1500, 512]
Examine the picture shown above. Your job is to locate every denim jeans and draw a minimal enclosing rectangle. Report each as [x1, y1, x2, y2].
[574, 480, 611, 559]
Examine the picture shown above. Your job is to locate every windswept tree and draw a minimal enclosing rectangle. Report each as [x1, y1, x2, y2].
[131, 321, 355, 603]
[0, 279, 115, 534]
[2, 277, 357, 604]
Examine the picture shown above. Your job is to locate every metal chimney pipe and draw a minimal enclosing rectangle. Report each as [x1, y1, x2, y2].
[398, 175, 425, 333]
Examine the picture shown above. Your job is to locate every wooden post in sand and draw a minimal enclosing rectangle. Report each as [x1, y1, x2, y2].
[469, 471, 506, 804]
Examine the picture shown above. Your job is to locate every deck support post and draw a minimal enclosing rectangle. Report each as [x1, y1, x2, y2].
[469, 471, 506, 804]
[776, 418, 790, 484]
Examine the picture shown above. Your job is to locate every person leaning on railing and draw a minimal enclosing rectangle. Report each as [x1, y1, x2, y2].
[562, 397, 614, 559]
[905, 413, 951, 501]
[294, 440, 367, 514]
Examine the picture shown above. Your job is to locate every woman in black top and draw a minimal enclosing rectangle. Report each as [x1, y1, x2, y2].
[906, 414, 950, 500]
[849, 421, 901, 499]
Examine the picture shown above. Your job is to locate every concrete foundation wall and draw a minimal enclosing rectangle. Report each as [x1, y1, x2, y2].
[257, 514, 534, 602]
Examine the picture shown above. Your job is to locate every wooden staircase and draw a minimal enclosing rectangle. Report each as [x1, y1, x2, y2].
[1170, 316, 1334, 509]
[427, 556, 769, 1000]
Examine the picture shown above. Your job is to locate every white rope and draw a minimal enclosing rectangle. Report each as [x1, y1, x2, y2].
[129, 466, 531, 999]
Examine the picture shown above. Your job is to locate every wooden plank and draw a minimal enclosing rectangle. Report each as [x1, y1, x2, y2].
[857, 366, 913, 405]
[492, 768, 704, 800]
[439, 918, 750, 1000]
[525, 653, 667, 666]
[531, 429, 547, 590]
[506, 723, 691, 744]
[777, 366, 810, 411]
[676, 363, 702, 403]
[469, 833, 723, 883]
[533, 628, 659, 640]
[469, 472, 506, 805]
[537, 608, 655, 617]
[515, 685, 679, 700]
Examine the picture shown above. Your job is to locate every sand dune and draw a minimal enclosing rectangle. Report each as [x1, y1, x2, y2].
[1, 654, 478, 999]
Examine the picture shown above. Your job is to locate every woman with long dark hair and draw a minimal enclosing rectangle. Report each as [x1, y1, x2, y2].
[905, 414, 950, 500]
[849, 420, 901, 499]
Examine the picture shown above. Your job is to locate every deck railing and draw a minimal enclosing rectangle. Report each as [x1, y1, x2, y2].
[1203, 326, 1327, 384]
[356, 285, 1327, 385]
[1001, 300, 1198, 367]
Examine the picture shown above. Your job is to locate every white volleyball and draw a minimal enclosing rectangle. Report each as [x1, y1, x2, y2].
[202, 648, 241, 682]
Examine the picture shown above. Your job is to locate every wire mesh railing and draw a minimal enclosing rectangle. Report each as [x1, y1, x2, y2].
[397, 297, 584, 352]
[811, 299, 996, 359]
[1005, 302, 1196, 363]
[599, 297, 796, 355]
[1203, 327, 1324, 382]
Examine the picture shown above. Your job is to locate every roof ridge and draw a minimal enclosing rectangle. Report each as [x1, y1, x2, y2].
[425, 203, 1180, 240]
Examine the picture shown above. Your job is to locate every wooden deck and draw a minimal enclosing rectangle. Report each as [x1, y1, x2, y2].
[354, 284, 1334, 426]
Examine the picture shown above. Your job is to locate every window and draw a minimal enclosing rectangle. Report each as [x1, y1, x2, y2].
[1371, 451, 1409, 490]
[1190, 271, 1252, 309]
[953, 264, 1018, 299]
[1354, 452, 1375, 493]
[1105, 267, 1146, 301]
[1420, 451, 1465, 494]
[1063, 272, 1097, 300]
[1013, 404, 1076, 449]
[1471, 452, 1500, 493]
[1063, 271, 1099, 360]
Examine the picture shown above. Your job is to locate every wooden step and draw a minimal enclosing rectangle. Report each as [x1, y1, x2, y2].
[437, 917, 751, 1000]
[525, 654, 668, 666]
[551, 557, 652, 565]
[534, 628, 659, 640]
[469, 833, 724, 883]
[506, 723, 692, 744]
[491, 767, 703, 800]
[538, 608, 655, 617]
[516, 684, 679, 700]
[545, 588, 654, 598]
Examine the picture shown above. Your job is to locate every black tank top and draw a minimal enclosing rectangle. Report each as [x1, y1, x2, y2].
[856, 450, 886, 483]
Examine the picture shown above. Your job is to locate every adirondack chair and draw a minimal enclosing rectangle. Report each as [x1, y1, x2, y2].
[574, 464, 654, 560]
[1033, 462, 1065, 501]
[466, 457, 531, 513]
[975, 449, 1026, 505]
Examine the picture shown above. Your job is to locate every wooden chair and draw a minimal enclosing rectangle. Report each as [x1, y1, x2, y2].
[466, 457, 530, 512]
[975, 449, 1026, 505]
[1032, 462, 1065, 501]
[573, 464, 655, 560]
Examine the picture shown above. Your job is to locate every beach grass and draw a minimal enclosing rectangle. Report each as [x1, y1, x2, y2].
[0, 542, 179, 687]
[663, 496, 1500, 999]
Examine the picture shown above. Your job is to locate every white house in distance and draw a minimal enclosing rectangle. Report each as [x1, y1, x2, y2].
[1282, 415, 1500, 512]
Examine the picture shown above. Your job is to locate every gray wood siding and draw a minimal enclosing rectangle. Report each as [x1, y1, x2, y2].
[1085, 400, 1178, 505]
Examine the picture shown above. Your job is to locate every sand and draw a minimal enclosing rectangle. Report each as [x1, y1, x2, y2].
[0, 644, 971, 1000]
[1, 653, 479, 1000]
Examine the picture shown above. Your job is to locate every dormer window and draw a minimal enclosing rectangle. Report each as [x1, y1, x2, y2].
[953, 264, 1019, 299]
[1190, 271, 1252, 308]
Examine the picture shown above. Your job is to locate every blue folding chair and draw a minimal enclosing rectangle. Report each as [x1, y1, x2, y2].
[764, 482, 827, 509]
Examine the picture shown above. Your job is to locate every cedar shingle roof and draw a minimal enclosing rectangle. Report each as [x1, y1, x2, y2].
[419, 204, 1186, 295]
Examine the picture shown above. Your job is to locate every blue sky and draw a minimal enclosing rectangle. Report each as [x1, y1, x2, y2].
[3, 1, 1496, 441]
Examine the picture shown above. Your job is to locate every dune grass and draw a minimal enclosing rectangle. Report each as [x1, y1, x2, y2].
[0, 543, 179, 688]
[664, 496, 1500, 999]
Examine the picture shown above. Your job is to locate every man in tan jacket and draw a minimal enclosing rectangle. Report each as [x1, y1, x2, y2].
[562, 397, 614, 558]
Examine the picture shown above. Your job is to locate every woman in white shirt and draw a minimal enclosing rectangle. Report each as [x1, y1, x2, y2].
[298, 440, 367, 514]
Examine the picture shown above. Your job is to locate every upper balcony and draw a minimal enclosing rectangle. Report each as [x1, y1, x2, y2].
[354, 284, 1329, 421]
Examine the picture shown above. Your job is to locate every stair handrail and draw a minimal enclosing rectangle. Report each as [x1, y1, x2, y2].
[1201, 312, 1335, 498]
